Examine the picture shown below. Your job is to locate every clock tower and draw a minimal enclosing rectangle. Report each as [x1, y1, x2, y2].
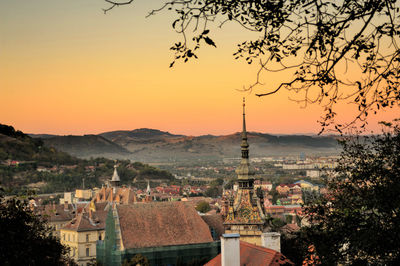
[223, 98, 266, 245]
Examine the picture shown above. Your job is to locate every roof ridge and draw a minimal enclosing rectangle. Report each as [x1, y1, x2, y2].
[240, 240, 277, 254]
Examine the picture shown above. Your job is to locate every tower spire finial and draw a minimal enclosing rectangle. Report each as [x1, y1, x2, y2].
[242, 97, 247, 138]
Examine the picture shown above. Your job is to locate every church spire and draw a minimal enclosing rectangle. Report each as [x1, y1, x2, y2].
[146, 180, 151, 196]
[110, 162, 120, 188]
[235, 98, 254, 180]
[241, 97, 249, 159]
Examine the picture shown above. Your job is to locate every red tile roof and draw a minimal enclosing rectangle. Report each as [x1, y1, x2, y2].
[117, 201, 213, 249]
[93, 186, 137, 204]
[36, 203, 74, 223]
[62, 203, 108, 232]
[201, 214, 225, 239]
[205, 241, 294, 266]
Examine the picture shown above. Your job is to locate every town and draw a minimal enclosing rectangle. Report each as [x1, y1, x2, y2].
[2, 0, 400, 265]
[10, 102, 336, 266]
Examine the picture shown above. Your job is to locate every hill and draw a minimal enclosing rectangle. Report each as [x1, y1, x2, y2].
[0, 124, 175, 194]
[0, 124, 78, 165]
[99, 128, 183, 141]
[25, 128, 341, 162]
[99, 130, 340, 162]
[27, 127, 340, 162]
[42, 134, 130, 158]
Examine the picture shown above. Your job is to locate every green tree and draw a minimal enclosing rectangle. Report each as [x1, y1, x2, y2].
[122, 254, 149, 266]
[0, 190, 70, 265]
[204, 186, 220, 198]
[103, 0, 400, 131]
[302, 121, 400, 265]
[195, 200, 211, 213]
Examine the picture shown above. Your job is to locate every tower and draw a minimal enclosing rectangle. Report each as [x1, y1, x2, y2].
[110, 164, 120, 188]
[144, 180, 153, 202]
[223, 98, 266, 245]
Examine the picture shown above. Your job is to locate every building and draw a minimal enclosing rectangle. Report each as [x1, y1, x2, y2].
[92, 165, 137, 204]
[201, 213, 225, 241]
[60, 202, 108, 266]
[59, 189, 94, 204]
[75, 189, 93, 201]
[294, 180, 319, 191]
[35, 203, 76, 237]
[205, 233, 293, 265]
[97, 201, 220, 265]
[60, 166, 134, 266]
[223, 99, 266, 246]
[254, 180, 273, 192]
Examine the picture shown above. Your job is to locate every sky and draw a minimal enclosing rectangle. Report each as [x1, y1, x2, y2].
[1, 0, 398, 136]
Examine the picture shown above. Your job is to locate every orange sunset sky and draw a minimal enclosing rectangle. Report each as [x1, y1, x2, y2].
[1, 1, 398, 136]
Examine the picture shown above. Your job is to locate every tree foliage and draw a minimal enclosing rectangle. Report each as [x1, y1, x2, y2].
[302, 121, 400, 265]
[195, 200, 211, 213]
[104, 0, 400, 131]
[0, 190, 70, 265]
[122, 253, 149, 266]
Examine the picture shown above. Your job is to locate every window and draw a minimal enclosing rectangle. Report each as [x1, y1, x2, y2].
[86, 247, 89, 257]
[86, 234, 89, 242]
[63, 234, 65, 241]
[68, 234, 70, 241]
[98, 234, 102, 241]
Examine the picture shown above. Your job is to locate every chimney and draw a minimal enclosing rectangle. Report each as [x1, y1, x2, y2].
[221, 233, 240, 266]
[261, 232, 281, 253]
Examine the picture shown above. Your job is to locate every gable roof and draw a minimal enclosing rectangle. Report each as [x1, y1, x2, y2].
[201, 214, 225, 239]
[93, 186, 137, 204]
[205, 241, 293, 266]
[62, 203, 108, 232]
[36, 203, 75, 223]
[117, 201, 213, 249]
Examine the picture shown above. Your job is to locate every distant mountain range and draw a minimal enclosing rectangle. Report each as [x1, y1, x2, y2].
[30, 128, 340, 162]
[41, 135, 130, 158]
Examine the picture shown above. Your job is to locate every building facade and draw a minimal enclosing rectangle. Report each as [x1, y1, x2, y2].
[60, 202, 108, 266]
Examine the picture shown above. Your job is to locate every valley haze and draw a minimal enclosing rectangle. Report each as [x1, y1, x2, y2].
[30, 128, 340, 163]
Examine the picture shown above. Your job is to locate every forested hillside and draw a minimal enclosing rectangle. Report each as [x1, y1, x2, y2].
[0, 124, 174, 194]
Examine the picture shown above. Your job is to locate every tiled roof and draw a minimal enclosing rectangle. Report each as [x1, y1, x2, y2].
[201, 214, 225, 239]
[280, 223, 300, 234]
[36, 203, 75, 223]
[117, 201, 213, 249]
[205, 241, 294, 266]
[93, 186, 137, 204]
[62, 203, 108, 232]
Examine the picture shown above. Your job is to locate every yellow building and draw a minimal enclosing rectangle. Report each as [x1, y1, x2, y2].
[223, 99, 266, 246]
[75, 189, 93, 201]
[294, 180, 319, 191]
[60, 202, 108, 266]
